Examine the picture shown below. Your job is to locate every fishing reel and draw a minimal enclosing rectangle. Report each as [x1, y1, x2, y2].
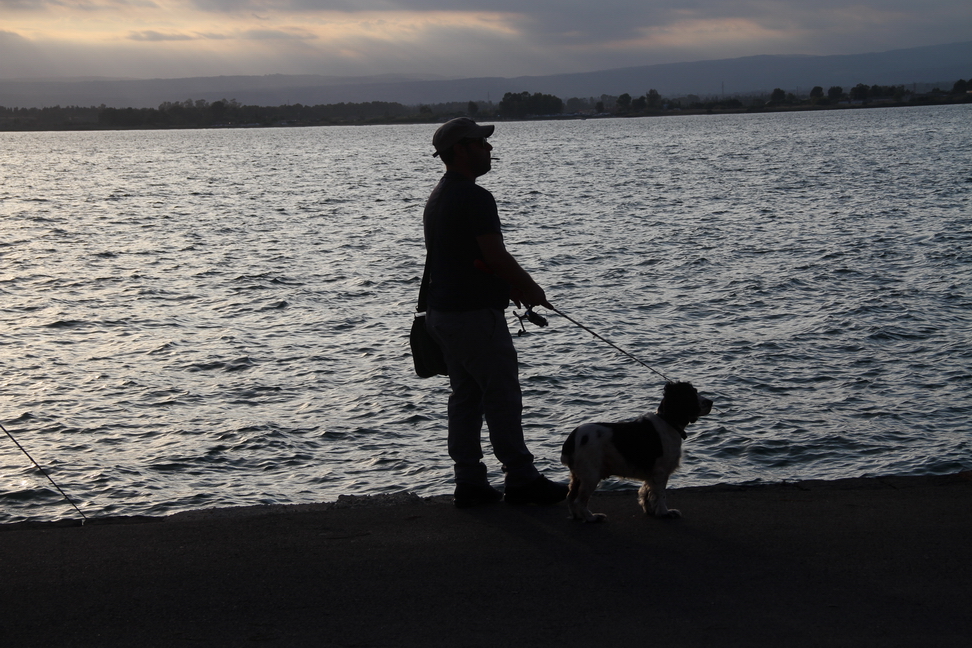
[513, 307, 548, 336]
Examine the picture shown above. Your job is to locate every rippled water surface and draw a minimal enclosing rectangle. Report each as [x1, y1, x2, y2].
[2, 105, 970, 523]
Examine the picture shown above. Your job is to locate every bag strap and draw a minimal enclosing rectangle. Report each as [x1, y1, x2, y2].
[417, 253, 430, 314]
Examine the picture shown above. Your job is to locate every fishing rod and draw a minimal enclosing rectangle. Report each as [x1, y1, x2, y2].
[1, 421, 88, 524]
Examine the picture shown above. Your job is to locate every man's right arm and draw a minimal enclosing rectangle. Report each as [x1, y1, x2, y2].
[476, 233, 552, 309]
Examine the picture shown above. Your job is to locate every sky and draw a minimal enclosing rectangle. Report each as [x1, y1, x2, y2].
[1, 1, 970, 80]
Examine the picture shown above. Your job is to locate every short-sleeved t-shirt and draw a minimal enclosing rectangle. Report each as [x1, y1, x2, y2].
[423, 171, 510, 311]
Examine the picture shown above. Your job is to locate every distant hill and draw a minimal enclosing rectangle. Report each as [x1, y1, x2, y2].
[2, 41, 969, 109]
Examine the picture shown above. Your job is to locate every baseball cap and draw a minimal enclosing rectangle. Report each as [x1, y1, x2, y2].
[432, 117, 495, 157]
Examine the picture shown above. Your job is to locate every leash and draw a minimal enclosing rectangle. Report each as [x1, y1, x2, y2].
[1, 420, 88, 524]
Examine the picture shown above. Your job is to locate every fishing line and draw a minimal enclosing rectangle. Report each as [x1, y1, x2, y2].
[545, 306, 728, 415]
[547, 306, 673, 382]
[1, 421, 87, 524]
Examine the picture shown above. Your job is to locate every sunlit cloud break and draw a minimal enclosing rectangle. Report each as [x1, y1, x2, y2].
[128, 31, 196, 41]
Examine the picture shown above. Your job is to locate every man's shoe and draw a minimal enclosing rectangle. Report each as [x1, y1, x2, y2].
[454, 482, 503, 508]
[503, 475, 569, 505]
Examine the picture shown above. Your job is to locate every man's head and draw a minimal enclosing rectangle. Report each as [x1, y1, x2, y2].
[433, 118, 495, 178]
[433, 117, 494, 158]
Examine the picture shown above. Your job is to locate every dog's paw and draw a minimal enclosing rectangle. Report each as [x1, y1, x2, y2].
[585, 513, 608, 523]
[645, 507, 681, 519]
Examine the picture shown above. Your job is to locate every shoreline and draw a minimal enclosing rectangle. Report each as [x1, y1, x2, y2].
[2, 96, 969, 133]
[3, 471, 970, 646]
[2, 470, 967, 531]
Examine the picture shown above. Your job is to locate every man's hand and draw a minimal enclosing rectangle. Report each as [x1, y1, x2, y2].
[510, 286, 552, 311]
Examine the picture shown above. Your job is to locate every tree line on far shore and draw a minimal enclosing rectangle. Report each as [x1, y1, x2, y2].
[1, 78, 969, 131]
[0, 99, 423, 131]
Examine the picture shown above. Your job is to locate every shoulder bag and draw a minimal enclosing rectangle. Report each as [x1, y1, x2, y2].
[410, 258, 448, 378]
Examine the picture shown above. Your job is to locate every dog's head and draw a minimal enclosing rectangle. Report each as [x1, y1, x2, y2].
[657, 381, 713, 437]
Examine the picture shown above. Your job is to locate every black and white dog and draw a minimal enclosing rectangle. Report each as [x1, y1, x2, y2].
[561, 381, 713, 523]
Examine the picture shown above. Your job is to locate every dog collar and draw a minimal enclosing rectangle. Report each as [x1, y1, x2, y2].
[648, 412, 687, 440]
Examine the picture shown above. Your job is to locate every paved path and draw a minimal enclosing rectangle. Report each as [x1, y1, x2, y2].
[2, 473, 970, 647]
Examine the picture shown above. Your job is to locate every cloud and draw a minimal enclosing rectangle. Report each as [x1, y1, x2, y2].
[240, 27, 317, 40]
[128, 30, 196, 41]
[263, 2, 969, 68]
[0, 29, 29, 42]
[0, 0, 160, 8]
[1, 0, 970, 80]
[125, 27, 318, 41]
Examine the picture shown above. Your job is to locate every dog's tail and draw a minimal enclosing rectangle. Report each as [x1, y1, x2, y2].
[560, 428, 579, 468]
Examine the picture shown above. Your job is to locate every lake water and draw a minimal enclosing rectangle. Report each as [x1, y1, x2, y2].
[1, 105, 970, 523]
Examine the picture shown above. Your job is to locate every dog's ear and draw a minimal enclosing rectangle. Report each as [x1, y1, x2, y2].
[664, 380, 694, 398]
[663, 381, 699, 414]
[663, 381, 677, 398]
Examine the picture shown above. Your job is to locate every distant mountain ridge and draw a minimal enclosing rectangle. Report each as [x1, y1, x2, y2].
[2, 41, 969, 109]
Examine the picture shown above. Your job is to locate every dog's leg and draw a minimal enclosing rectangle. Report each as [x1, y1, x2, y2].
[578, 486, 607, 523]
[638, 479, 680, 519]
[566, 472, 583, 520]
[567, 471, 606, 523]
[637, 482, 654, 515]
